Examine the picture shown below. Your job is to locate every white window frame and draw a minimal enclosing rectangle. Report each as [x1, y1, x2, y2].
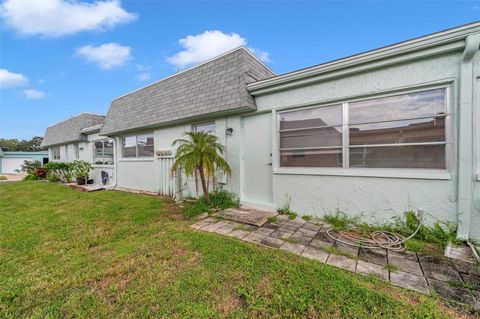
[275, 85, 452, 180]
[93, 138, 114, 165]
[52, 146, 60, 160]
[193, 122, 216, 133]
[120, 133, 154, 159]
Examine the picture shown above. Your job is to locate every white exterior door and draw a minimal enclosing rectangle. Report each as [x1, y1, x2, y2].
[242, 113, 273, 207]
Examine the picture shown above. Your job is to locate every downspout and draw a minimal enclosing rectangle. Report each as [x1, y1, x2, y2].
[456, 33, 480, 240]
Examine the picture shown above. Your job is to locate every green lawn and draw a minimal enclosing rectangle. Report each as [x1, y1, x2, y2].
[0, 182, 472, 318]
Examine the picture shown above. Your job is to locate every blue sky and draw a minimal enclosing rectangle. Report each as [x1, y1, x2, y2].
[0, 0, 478, 140]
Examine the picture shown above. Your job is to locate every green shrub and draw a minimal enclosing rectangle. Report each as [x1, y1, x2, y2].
[23, 174, 39, 181]
[47, 174, 61, 182]
[20, 160, 42, 175]
[44, 162, 75, 183]
[185, 188, 239, 218]
[209, 188, 240, 210]
[0, 175, 6, 181]
[73, 160, 93, 180]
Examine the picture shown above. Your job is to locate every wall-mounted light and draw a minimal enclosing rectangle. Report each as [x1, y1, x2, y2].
[225, 128, 234, 136]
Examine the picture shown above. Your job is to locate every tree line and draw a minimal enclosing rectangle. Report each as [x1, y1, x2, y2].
[0, 136, 44, 152]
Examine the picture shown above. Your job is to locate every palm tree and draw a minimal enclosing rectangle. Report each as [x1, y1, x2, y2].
[171, 131, 231, 203]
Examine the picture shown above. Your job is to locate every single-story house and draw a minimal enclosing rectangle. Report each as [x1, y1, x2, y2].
[41, 113, 115, 184]
[43, 22, 480, 241]
[0, 150, 49, 174]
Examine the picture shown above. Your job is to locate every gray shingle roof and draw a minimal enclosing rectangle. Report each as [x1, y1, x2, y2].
[100, 47, 275, 135]
[41, 113, 105, 147]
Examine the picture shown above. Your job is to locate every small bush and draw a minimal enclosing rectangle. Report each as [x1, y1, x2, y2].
[35, 167, 48, 179]
[23, 174, 39, 181]
[47, 174, 61, 183]
[185, 189, 239, 218]
[20, 160, 42, 175]
[73, 160, 93, 180]
[44, 162, 75, 183]
[208, 188, 240, 210]
[0, 175, 7, 180]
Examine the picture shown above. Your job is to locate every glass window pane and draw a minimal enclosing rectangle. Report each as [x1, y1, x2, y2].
[280, 126, 343, 149]
[122, 136, 137, 158]
[280, 104, 342, 130]
[94, 141, 104, 164]
[53, 146, 60, 160]
[137, 134, 154, 157]
[194, 123, 215, 133]
[349, 89, 446, 124]
[349, 144, 445, 169]
[280, 148, 342, 167]
[103, 139, 114, 164]
[349, 117, 445, 145]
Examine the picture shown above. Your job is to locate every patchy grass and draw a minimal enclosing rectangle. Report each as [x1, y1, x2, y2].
[301, 215, 313, 221]
[185, 188, 239, 218]
[323, 210, 458, 255]
[0, 182, 475, 319]
[323, 210, 361, 231]
[283, 237, 299, 244]
[232, 225, 251, 232]
[383, 263, 399, 273]
[267, 216, 278, 223]
[324, 246, 358, 260]
[447, 280, 476, 291]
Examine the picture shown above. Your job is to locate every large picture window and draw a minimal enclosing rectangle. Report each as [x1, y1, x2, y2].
[279, 88, 448, 170]
[121, 133, 154, 158]
[94, 139, 114, 165]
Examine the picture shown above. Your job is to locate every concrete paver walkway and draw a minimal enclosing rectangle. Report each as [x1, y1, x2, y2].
[192, 213, 480, 309]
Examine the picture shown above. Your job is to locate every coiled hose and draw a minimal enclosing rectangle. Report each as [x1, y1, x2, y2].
[326, 214, 423, 251]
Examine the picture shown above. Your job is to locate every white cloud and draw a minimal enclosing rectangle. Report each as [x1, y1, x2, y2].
[136, 72, 151, 81]
[249, 48, 271, 63]
[0, 69, 29, 89]
[76, 43, 132, 70]
[167, 30, 270, 69]
[0, 0, 137, 37]
[23, 89, 46, 99]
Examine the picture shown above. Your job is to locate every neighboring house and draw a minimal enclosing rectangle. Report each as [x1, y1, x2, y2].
[43, 22, 480, 242]
[41, 113, 115, 184]
[0, 150, 48, 174]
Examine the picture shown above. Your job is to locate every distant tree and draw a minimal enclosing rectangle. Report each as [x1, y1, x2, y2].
[0, 136, 43, 151]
